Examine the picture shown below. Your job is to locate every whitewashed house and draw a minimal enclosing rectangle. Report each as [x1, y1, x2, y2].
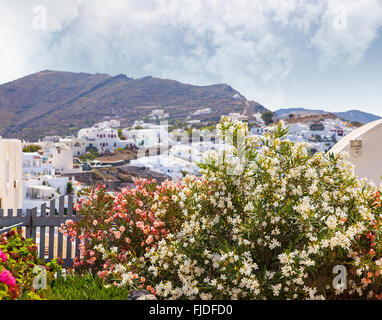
[78, 126, 132, 153]
[169, 142, 227, 163]
[59, 137, 87, 156]
[94, 119, 121, 128]
[229, 113, 248, 121]
[22, 174, 70, 211]
[22, 152, 54, 176]
[252, 113, 265, 125]
[286, 123, 310, 139]
[130, 155, 200, 179]
[0, 138, 22, 212]
[250, 126, 267, 135]
[48, 144, 73, 174]
[149, 109, 169, 120]
[123, 125, 172, 149]
[193, 108, 211, 116]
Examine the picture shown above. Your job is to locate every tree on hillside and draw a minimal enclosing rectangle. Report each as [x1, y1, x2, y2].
[23, 144, 41, 153]
[261, 111, 274, 125]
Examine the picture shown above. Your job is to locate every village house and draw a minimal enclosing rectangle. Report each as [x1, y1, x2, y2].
[130, 154, 200, 179]
[78, 123, 132, 153]
[22, 152, 54, 176]
[59, 136, 87, 156]
[123, 124, 172, 149]
[22, 174, 71, 211]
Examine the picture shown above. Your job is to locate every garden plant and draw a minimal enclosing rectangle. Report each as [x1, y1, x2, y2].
[57, 117, 382, 299]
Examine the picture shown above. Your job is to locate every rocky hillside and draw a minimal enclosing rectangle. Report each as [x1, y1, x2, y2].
[0, 70, 267, 140]
[275, 108, 380, 124]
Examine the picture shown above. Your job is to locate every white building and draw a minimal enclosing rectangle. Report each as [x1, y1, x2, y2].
[307, 120, 352, 141]
[78, 126, 132, 153]
[0, 138, 22, 212]
[193, 108, 211, 116]
[22, 152, 54, 176]
[252, 113, 265, 125]
[286, 123, 310, 139]
[186, 120, 201, 126]
[22, 174, 71, 211]
[149, 109, 169, 120]
[59, 137, 87, 157]
[250, 126, 267, 135]
[169, 142, 227, 163]
[123, 125, 172, 149]
[130, 155, 200, 179]
[330, 119, 382, 184]
[45, 143, 73, 174]
[23, 142, 75, 175]
[229, 113, 248, 121]
[94, 119, 121, 128]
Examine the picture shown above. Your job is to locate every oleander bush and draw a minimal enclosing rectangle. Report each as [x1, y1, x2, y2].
[60, 180, 185, 293]
[0, 228, 61, 300]
[62, 117, 382, 300]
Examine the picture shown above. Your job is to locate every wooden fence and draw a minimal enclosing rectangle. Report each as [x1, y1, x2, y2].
[0, 195, 82, 268]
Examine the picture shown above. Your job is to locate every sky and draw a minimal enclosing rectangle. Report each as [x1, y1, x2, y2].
[0, 0, 381, 115]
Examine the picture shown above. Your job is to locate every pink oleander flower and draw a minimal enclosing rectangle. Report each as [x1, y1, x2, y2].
[0, 269, 16, 287]
[0, 249, 7, 263]
[146, 235, 154, 245]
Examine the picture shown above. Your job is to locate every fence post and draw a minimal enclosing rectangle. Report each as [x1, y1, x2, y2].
[25, 209, 33, 239]
[39, 203, 47, 262]
[0, 197, 81, 268]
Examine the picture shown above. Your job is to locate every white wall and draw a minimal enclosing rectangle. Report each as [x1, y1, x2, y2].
[50, 145, 73, 173]
[23, 152, 54, 176]
[0, 139, 22, 212]
[78, 127, 131, 152]
[330, 119, 382, 184]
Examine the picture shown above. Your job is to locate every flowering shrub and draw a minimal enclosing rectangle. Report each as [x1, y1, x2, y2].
[0, 228, 61, 300]
[137, 117, 382, 299]
[60, 180, 184, 292]
[62, 117, 382, 300]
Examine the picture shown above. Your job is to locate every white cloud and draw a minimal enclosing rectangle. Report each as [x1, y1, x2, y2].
[0, 0, 381, 108]
[311, 0, 382, 68]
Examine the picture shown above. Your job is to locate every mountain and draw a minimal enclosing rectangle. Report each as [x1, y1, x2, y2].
[274, 108, 326, 119]
[0, 70, 267, 140]
[333, 110, 381, 124]
[275, 108, 380, 124]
